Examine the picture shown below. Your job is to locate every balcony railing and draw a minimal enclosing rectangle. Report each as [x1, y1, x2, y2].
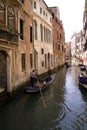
[0, 29, 18, 43]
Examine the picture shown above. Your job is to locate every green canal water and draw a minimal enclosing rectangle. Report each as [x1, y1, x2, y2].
[0, 66, 87, 130]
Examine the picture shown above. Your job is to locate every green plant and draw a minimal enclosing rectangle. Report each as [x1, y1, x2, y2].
[0, 24, 8, 30]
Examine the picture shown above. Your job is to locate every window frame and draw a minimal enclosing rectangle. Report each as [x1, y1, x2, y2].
[34, 1, 36, 9]
[30, 26, 33, 43]
[20, 0, 25, 4]
[20, 19, 24, 40]
[34, 21, 37, 40]
[21, 53, 26, 71]
[30, 53, 33, 68]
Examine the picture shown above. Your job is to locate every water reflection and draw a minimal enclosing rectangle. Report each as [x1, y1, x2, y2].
[0, 66, 87, 130]
[52, 66, 87, 130]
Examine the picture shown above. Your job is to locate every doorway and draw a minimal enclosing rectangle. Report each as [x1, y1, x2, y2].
[0, 51, 7, 93]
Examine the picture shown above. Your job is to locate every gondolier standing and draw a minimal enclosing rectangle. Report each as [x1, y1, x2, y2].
[30, 69, 38, 87]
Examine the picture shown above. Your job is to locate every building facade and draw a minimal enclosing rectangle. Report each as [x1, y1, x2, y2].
[82, 0, 87, 65]
[0, 0, 34, 93]
[71, 31, 84, 65]
[48, 7, 65, 68]
[33, 0, 53, 75]
[0, 0, 65, 94]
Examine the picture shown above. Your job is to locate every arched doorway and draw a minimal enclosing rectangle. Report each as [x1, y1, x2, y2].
[0, 51, 8, 93]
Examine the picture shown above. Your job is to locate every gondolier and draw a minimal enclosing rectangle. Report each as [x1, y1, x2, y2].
[30, 69, 38, 87]
[24, 73, 56, 94]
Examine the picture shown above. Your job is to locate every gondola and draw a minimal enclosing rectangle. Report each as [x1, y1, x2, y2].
[65, 62, 71, 68]
[78, 72, 87, 89]
[24, 73, 56, 94]
[80, 65, 86, 71]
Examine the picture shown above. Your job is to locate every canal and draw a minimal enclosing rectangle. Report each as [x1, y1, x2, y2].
[0, 66, 87, 130]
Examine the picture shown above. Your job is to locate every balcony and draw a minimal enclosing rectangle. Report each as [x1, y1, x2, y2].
[0, 28, 18, 44]
[6, 0, 22, 7]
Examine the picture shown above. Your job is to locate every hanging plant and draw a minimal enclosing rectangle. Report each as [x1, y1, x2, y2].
[0, 23, 20, 36]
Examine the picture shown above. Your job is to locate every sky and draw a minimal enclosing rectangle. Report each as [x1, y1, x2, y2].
[44, 0, 85, 42]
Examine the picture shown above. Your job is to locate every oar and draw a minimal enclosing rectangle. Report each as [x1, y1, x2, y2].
[38, 81, 46, 108]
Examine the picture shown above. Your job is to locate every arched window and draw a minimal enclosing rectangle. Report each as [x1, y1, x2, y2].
[0, 0, 5, 24]
[7, 6, 15, 30]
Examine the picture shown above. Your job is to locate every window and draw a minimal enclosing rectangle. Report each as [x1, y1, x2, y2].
[42, 61, 44, 67]
[44, 26, 46, 42]
[0, 0, 5, 24]
[21, 53, 26, 71]
[46, 28, 47, 42]
[57, 30, 59, 40]
[45, 54, 47, 68]
[52, 13, 54, 18]
[62, 45, 64, 52]
[58, 44, 60, 50]
[34, 1, 36, 9]
[43, 10, 45, 15]
[60, 33, 61, 40]
[50, 18, 52, 23]
[30, 54, 33, 68]
[60, 25, 62, 29]
[7, 6, 15, 30]
[41, 48, 44, 54]
[20, 19, 24, 40]
[20, 0, 25, 4]
[30, 26, 33, 43]
[40, 7, 42, 14]
[51, 54, 53, 66]
[34, 21, 37, 40]
[40, 24, 43, 41]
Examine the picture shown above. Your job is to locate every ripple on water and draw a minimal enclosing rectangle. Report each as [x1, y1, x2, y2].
[53, 102, 71, 122]
[51, 102, 87, 130]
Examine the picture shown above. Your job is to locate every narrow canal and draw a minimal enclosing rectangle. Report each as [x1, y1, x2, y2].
[0, 66, 87, 130]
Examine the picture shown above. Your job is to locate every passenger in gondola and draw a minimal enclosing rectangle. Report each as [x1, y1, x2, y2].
[79, 72, 85, 77]
[45, 76, 52, 82]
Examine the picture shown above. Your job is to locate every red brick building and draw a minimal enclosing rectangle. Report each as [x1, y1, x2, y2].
[48, 7, 65, 68]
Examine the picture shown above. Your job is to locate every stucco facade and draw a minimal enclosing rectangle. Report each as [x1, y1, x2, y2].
[33, 0, 53, 75]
